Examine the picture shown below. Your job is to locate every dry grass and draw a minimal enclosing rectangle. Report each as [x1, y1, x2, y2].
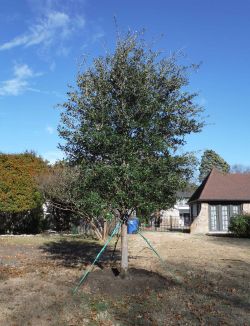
[0, 232, 249, 325]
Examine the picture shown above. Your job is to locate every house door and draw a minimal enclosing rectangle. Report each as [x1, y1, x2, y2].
[209, 205, 229, 232]
[209, 204, 241, 232]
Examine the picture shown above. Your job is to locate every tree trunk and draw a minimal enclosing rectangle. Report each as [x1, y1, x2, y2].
[89, 220, 103, 240]
[120, 221, 128, 277]
[102, 220, 107, 240]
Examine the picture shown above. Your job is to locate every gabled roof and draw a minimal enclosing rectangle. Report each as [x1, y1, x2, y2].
[189, 168, 250, 203]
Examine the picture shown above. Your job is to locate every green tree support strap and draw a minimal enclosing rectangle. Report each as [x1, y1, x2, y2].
[137, 230, 182, 283]
[137, 230, 165, 264]
[73, 222, 121, 294]
[111, 228, 121, 261]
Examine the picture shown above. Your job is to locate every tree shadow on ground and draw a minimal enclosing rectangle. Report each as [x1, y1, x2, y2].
[40, 239, 120, 268]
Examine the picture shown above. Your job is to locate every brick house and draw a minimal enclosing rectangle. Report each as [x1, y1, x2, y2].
[188, 168, 250, 234]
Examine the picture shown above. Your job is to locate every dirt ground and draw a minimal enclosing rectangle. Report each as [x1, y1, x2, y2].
[0, 232, 249, 325]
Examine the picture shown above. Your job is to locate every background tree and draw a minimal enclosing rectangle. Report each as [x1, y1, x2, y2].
[58, 32, 204, 275]
[38, 163, 106, 239]
[199, 149, 230, 182]
[0, 152, 47, 233]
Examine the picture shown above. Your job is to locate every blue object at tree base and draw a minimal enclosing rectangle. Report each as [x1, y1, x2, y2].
[127, 218, 139, 234]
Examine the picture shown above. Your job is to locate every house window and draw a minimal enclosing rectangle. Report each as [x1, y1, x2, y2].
[209, 204, 242, 232]
[210, 205, 217, 231]
[221, 206, 229, 231]
[232, 205, 239, 216]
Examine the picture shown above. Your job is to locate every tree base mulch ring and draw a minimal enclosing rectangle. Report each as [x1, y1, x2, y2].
[81, 267, 173, 298]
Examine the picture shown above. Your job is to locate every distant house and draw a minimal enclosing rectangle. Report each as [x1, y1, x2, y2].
[140, 191, 192, 231]
[161, 191, 192, 229]
[188, 168, 250, 234]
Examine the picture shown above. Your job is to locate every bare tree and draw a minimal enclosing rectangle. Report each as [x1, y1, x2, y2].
[230, 164, 250, 174]
[38, 164, 104, 240]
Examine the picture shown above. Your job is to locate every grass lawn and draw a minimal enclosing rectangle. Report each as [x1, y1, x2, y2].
[0, 232, 249, 325]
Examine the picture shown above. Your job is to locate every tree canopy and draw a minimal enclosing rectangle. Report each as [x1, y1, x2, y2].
[199, 149, 230, 182]
[58, 32, 204, 221]
[0, 152, 47, 213]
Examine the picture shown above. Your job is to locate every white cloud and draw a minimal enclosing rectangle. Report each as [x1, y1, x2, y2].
[0, 10, 85, 53]
[46, 126, 54, 134]
[14, 64, 35, 79]
[0, 63, 41, 96]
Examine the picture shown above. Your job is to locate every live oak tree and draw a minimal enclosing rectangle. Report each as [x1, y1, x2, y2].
[199, 149, 230, 182]
[58, 32, 204, 275]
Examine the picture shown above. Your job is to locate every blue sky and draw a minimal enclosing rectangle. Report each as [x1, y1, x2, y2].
[0, 0, 249, 166]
